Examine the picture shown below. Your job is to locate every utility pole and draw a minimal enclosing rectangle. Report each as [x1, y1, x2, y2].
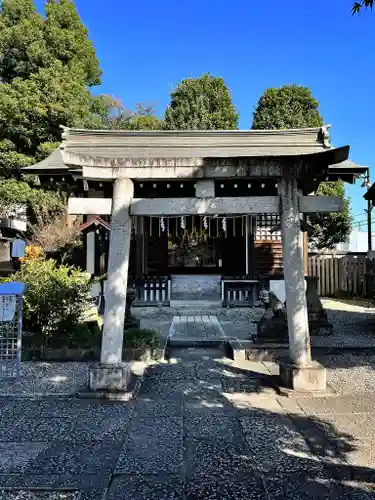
[365, 168, 372, 251]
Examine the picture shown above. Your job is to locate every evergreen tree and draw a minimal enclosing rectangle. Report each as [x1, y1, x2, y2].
[252, 85, 323, 130]
[164, 74, 238, 130]
[44, 0, 101, 86]
[0, 0, 101, 222]
[0, 0, 49, 84]
[252, 84, 352, 250]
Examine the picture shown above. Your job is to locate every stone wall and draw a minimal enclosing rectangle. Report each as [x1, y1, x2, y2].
[171, 275, 221, 300]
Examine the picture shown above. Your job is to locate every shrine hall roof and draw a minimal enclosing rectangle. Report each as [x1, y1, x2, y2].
[24, 126, 365, 183]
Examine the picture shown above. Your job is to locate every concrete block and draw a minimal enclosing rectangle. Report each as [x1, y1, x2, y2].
[279, 359, 326, 392]
[89, 363, 132, 392]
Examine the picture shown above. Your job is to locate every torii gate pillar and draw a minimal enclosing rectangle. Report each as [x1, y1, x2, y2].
[278, 173, 326, 392]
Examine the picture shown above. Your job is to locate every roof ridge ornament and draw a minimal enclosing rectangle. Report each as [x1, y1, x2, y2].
[320, 125, 331, 148]
[59, 125, 70, 142]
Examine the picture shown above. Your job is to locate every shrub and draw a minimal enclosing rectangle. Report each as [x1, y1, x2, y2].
[21, 245, 44, 262]
[30, 211, 83, 260]
[3, 257, 93, 349]
[123, 328, 161, 350]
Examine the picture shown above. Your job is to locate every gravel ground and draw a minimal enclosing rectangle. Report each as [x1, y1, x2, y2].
[0, 493, 80, 500]
[318, 353, 375, 394]
[0, 362, 90, 396]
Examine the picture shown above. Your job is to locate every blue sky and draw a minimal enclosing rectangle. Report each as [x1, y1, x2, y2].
[36, 0, 375, 228]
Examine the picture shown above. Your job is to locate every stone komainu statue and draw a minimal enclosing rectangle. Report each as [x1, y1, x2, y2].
[256, 290, 288, 341]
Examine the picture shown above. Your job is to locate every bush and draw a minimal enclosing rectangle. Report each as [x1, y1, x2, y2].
[2, 256, 93, 350]
[21, 245, 44, 262]
[123, 328, 161, 350]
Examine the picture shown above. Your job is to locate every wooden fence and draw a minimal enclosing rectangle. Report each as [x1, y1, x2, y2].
[307, 252, 373, 298]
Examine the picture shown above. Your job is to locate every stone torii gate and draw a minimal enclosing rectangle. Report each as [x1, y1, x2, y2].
[26, 125, 363, 393]
[84, 172, 340, 393]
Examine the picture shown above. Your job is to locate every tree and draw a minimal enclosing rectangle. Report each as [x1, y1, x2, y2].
[0, 178, 66, 225]
[87, 96, 163, 130]
[252, 84, 352, 250]
[0, 0, 100, 173]
[0, 0, 49, 84]
[352, 0, 373, 13]
[308, 181, 352, 250]
[164, 73, 238, 130]
[44, 0, 101, 86]
[252, 85, 323, 130]
[0, 0, 101, 224]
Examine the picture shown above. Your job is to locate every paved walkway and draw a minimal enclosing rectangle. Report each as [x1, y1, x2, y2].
[1, 349, 375, 498]
[169, 315, 226, 341]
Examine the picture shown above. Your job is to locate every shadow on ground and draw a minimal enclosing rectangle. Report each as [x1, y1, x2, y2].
[1, 349, 375, 498]
[118, 348, 375, 499]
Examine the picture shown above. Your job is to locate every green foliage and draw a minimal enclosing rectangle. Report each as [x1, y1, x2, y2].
[0, 0, 101, 237]
[252, 84, 351, 250]
[127, 115, 163, 131]
[164, 73, 238, 130]
[252, 85, 323, 130]
[0, 178, 31, 204]
[309, 181, 352, 250]
[352, 0, 373, 13]
[87, 96, 163, 130]
[28, 187, 66, 223]
[0, 0, 49, 84]
[123, 328, 161, 350]
[0, 0, 101, 178]
[4, 257, 93, 348]
[0, 62, 91, 160]
[44, 0, 101, 87]
[0, 178, 66, 224]
[35, 141, 60, 161]
[0, 140, 34, 177]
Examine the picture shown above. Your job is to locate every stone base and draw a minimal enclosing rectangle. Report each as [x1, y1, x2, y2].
[89, 363, 132, 392]
[279, 359, 326, 392]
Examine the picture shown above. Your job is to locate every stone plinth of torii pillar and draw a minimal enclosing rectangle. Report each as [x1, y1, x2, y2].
[89, 174, 326, 394]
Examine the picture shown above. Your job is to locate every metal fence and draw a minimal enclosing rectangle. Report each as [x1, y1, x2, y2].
[221, 276, 261, 307]
[0, 282, 25, 379]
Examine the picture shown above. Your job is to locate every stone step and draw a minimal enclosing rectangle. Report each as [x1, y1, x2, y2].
[167, 338, 228, 349]
[169, 300, 222, 309]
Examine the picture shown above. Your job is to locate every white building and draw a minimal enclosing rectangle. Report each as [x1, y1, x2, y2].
[336, 228, 375, 253]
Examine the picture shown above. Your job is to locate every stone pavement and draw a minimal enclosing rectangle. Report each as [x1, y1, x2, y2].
[1, 349, 375, 498]
[138, 298, 375, 349]
[169, 315, 226, 342]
